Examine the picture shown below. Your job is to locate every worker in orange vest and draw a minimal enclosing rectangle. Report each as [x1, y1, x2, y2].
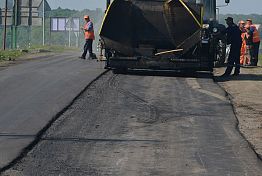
[246, 19, 260, 66]
[238, 20, 249, 66]
[79, 15, 95, 59]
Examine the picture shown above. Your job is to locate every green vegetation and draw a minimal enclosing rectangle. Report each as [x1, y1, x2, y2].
[259, 54, 262, 66]
[219, 14, 262, 25]
[0, 45, 78, 62]
[0, 50, 24, 61]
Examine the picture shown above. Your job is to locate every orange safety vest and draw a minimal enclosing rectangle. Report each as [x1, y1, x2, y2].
[84, 22, 95, 40]
[240, 33, 248, 65]
[251, 25, 260, 43]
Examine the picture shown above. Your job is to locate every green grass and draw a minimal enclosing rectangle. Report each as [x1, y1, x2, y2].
[0, 50, 24, 61]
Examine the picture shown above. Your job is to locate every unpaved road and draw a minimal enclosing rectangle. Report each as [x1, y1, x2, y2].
[214, 67, 262, 158]
[3, 71, 262, 176]
[0, 52, 105, 169]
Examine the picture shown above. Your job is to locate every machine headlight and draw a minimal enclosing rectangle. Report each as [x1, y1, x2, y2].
[213, 27, 218, 33]
[203, 24, 210, 29]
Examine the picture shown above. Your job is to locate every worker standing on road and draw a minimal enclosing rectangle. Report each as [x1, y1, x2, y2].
[239, 20, 249, 66]
[221, 17, 242, 77]
[244, 23, 253, 66]
[246, 19, 260, 66]
[79, 15, 95, 60]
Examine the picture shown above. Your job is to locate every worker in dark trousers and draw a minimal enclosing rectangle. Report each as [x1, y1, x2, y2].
[246, 19, 261, 66]
[79, 15, 95, 60]
[221, 17, 242, 77]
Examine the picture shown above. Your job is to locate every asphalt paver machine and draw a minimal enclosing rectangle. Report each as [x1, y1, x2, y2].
[99, 0, 229, 72]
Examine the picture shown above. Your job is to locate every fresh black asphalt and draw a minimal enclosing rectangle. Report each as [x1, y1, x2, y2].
[0, 52, 105, 169]
[2, 71, 261, 175]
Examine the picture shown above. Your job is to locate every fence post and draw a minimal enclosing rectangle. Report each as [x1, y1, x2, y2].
[3, 0, 8, 50]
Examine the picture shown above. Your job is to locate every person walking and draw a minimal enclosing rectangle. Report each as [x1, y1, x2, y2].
[246, 19, 260, 66]
[79, 15, 95, 60]
[221, 17, 242, 77]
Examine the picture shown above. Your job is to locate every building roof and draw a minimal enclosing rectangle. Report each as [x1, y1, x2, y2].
[0, 0, 50, 9]
[0, 0, 51, 26]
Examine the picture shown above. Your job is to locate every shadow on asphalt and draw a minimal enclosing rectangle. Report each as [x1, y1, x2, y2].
[214, 74, 262, 82]
[116, 70, 212, 79]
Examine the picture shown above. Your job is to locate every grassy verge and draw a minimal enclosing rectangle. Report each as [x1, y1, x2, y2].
[0, 50, 25, 62]
[0, 45, 78, 62]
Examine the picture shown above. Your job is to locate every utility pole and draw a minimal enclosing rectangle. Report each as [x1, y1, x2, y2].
[3, 0, 8, 50]
[42, 0, 45, 46]
[12, 0, 19, 49]
[68, 19, 71, 47]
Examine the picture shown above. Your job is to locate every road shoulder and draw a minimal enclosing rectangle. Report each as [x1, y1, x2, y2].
[213, 66, 262, 159]
[0, 48, 79, 69]
[0, 52, 55, 69]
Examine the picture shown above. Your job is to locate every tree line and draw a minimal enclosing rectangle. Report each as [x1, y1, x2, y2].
[219, 14, 262, 25]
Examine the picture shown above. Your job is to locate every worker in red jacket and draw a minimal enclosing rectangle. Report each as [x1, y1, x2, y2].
[79, 15, 95, 60]
[246, 19, 260, 66]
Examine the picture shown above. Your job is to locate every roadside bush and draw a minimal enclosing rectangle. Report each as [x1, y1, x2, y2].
[0, 50, 24, 61]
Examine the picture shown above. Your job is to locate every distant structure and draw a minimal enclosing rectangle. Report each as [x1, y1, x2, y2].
[0, 0, 51, 26]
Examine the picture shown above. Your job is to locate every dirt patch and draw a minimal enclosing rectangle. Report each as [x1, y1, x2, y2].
[214, 66, 262, 159]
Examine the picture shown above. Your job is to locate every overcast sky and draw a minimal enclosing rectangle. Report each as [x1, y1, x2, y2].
[46, 0, 262, 14]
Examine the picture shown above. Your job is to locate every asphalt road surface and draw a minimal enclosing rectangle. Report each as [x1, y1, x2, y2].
[2, 71, 262, 176]
[0, 52, 105, 169]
